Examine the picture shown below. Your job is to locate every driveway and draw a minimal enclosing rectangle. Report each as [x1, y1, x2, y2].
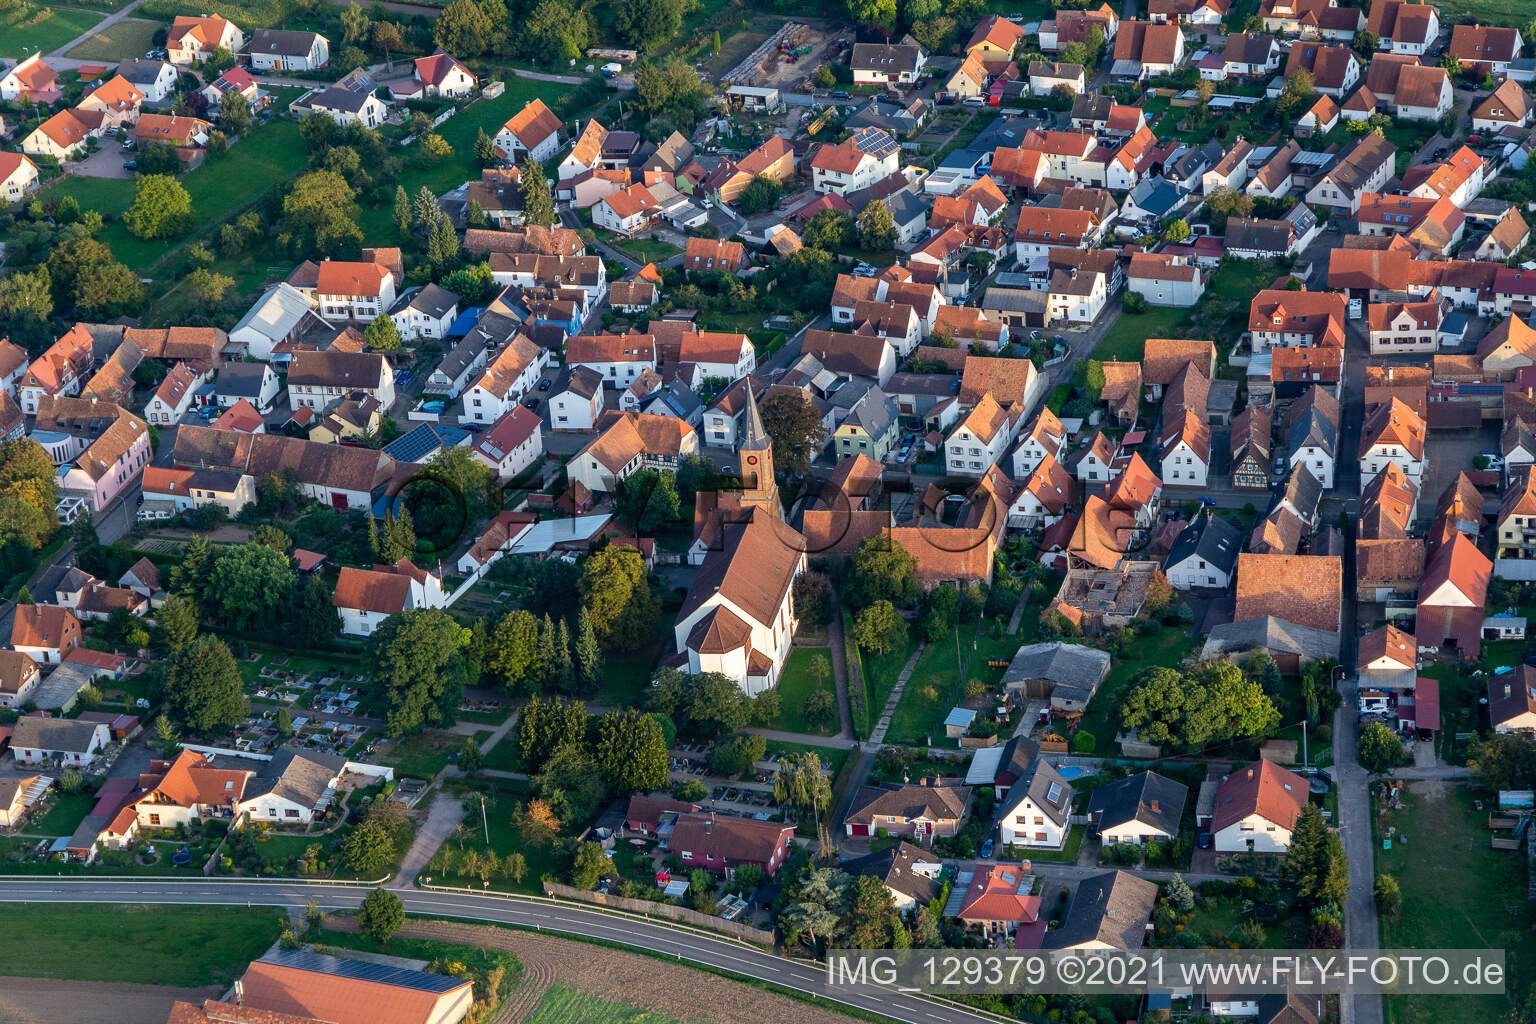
[67, 143, 136, 180]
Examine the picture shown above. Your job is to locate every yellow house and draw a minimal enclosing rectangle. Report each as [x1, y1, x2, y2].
[833, 389, 898, 461]
[306, 392, 383, 444]
[966, 14, 1026, 61]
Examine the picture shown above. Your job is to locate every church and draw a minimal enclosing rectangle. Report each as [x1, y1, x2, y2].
[673, 388, 808, 695]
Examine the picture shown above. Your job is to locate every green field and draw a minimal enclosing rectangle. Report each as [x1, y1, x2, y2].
[1094, 304, 1192, 362]
[65, 16, 163, 61]
[55, 116, 310, 270]
[0, 904, 283, 987]
[1, 6, 106, 55]
[355, 76, 575, 241]
[526, 986, 682, 1024]
[885, 641, 962, 747]
[1432, 0, 1526, 26]
[30, 792, 95, 838]
[770, 646, 838, 736]
[1379, 784, 1536, 1024]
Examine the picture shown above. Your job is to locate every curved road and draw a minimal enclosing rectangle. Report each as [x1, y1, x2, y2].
[0, 878, 995, 1024]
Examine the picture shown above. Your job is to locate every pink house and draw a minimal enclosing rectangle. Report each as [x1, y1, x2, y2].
[667, 813, 794, 877]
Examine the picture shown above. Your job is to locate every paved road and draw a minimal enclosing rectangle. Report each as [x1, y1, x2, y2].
[0, 879, 1001, 1024]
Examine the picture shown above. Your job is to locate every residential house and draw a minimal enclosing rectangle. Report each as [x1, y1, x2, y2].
[1284, 42, 1361, 96]
[1011, 407, 1069, 478]
[946, 393, 1023, 476]
[999, 641, 1113, 710]
[841, 842, 944, 911]
[1223, 33, 1282, 77]
[470, 406, 543, 480]
[332, 559, 444, 636]
[166, 14, 243, 64]
[802, 330, 897, 388]
[77, 75, 144, 130]
[248, 29, 329, 71]
[1369, 297, 1442, 354]
[1305, 132, 1395, 213]
[0, 54, 60, 103]
[1404, 146, 1485, 208]
[1163, 512, 1241, 589]
[286, 350, 395, 413]
[495, 98, 561, 163]
[142, 361, 210, 425]
[388, 284, 459, 343]
[0, 651, 42, 709]
[33, 396, 153, 513]
[0, 153, 40, 204]
[1028, 60, 1086, 96]
[410, 51, 476, 98]
[678, 331, 756, 381]
[1011, 452, 1075, 529]
[569, 410, 700, 493]
[1127, 253, 1203, 307]
[956, 863, 1044, 939]
[1043, 870, 1159, 951]
[134, 113, 212, 152]
[1234, 552, 1343, 635]
[1418, 530, 1492, 656]
[23, 109, 99, 161]
[668, 813, 794, 877]
[566, 333, 656, 387]
[1298, 94, 1340, 135]
[10, 717, 109, 767]
[809, 128, 901, 195]
[460, 335, 549, 425]
[1260, 0, 1364, 39]
[1474, 207, 1530, 261]
[10, 605, 82, 665]
[1231, 404, 1272, 489]
[199, 66, 261, 112]
[1367, 0, 1439, 55]
[306, 87, 386, 129]
[683, 237, 747, 275]
[1358, 396, 1426, 488]
[1088, 772, 1188, 844]
[312, 259, 396, 323]
[1489, 666, 1536, 732]
[593, 183, 660, 237]
[850, 40, 927, 85]
[1112, 20, 1187, 79]
[1248, 289, 1347, 352]
[1245, 140, 1302, 199]
[1473, 79, 1532, 132]
[547, 366, 604, 431]
[967, 14, 1027, 60]
[833, 388, 899, 462]
[1449, 24, 1523, 77]
[845, 782, 971, 843]
[1210, 760, 1309, 852]
[998, 760, 1074, 848]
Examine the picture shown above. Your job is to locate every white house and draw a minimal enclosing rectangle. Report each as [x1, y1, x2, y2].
[1210, 760, 1309, 853]
[10, 717, 108, 767]
[567, 410, 699, 494]
[234, 748, 349, 823]
[548, 366, 605, 431]
[1126, 253, 1204, 307]
[248, 29, 330, 71]
[313, 260, 397, 323]
[998, 762, 1074, 849]
[214, 362, 281, 414]
[593, 184, 661, 237]
[306, 86, 387, 129]
[494, 98, 561, 163]
[411, 51, 477, 98]
[332, 560, 444, 636]
[229, 283, 330, 361]
[1162, 512, 1241, 589]
[946, 394, 1022, 476]
[1358, 397, 1426, 489]
[166, 14, 244, 64]
[471, 405, 544, 480]
[566, 333, 657, 387]
[460, 335, 549, 426]
[286, 350, 396, 412]
[679, 331, 756, 381]
[0, 153, 40, 205]
[1011, 407, 1068, 478]
[116, 59, 179, 103]
[809, 127, 901, 195]
[388, 284, 459, 342]
[1087, 772, 1187, 845]
[142, 361, 210, 425]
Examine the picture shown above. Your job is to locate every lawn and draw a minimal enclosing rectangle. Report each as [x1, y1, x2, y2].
[0, 904, 282, 987]
[1006, 824, 1085, 863]
[428, 781, 573, 893]
[64, 16, 163, 61]
[30, 792, 95, 837]
[525, 986, 682, 1024]
[1378, 783, 1536, 1024]
[1093, 304, 1190, 362]
[595, 229, 682, 264]
[859, 630, 918, 734]
[482, 733, 525, 774]
[771, 646, 837, 736]
[383, 729, 479, 779]
[1, 6, 106, 54]
[597, 609, 678, 707]
[56, 117, 310, 270]
[354, 75, 575, 241]
[1076, 626, 1194, 752]
[885, 640, 965, 747]
[1433, 0, 1526, 24]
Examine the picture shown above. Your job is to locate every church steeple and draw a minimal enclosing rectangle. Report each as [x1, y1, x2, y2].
[739, 384, 779, 518]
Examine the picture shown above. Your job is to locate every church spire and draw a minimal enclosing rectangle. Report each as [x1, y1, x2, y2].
[742, 382, 769, 451]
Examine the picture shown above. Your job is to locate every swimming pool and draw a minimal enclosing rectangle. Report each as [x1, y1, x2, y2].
[1056, 765, 1086, 779]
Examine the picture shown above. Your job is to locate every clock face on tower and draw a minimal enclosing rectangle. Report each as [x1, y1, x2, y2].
[746, 455, 758, 466]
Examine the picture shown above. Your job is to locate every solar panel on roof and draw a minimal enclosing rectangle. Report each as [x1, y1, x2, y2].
[258, 950, 468, 993]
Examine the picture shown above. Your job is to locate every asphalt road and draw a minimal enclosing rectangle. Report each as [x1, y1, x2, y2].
[0, 879, 1000, 1024]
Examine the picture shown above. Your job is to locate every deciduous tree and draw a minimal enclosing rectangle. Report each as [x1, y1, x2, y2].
[595, 708, 669, 793]
[759, 390, 827, 476]
[578, 545, 658, 652]
[372, 609, 473, 736]
[358, 887, 404, 941]
[164, 635, 249, 732]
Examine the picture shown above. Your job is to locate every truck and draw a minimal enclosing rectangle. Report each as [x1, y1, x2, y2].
[601, 62, 622, 78]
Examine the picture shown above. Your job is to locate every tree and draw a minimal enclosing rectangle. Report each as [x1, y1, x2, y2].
[1440, 52, 1462, 76]
[208, 543, 294, 630]
[153, 715, 182, 757]
[517, 695, 589, 770]
[1205, 185, 1255, 231]
[46, 237, 144, 319]
[534, 740, 606, 823]
[839, 874, 900, 948]
[709, 733, 767, 775]
[803, 208, 856, 251]
[0, 438, 59, 553]
[632, 60, 711, 125]
[775, 751, 833, 827]
[513, 798, 563, 846]
[858, 199, 897, 250]
[1468, 732, 1536, 791]
[1278, 70, 1315, 115]
[849, 535, 918, 609]
[364, 314, 403, 352]
[570, 841, 615, 888]
[0, 267, 54, 345]
[1163, 218, 1191, 243]
[393, 185, 412, 236]
[523, 0, 592, 62]
[574, 606, 602, 692]
[1358, 721, 1407, 774]
[488, 609, 541, 691]
[186, 267, 235, 305]
[648, 671, 752, 738]
[854, 600, 907, 655]
[281, 168, 362, 257]
[1195, 78, 1215, 105]
[1120, 661, 1279, 748]
[1352, 29, 1379, 55]
[613, 468, 681, 534]
[474, 127, 498, 165]
[738, 176, 782, 216]
[759, 390, 827, 477]
[358, 887, 404, 942]
[340, 3, 371, 45]
[1281, 804, 1348, 910]
[290, 577, 341, 646]
[124, 174, 193, 241]
[164, 635, 249, 733]
[847, 0, 896, 30]
[1374, 872, 1402, 919]
[578, 546, 658, 652]
[427, 215, 460, 265]
[156, 593, 199, 653]
[1165, 873, 1195, 913]
[803, 689, 837, 731]
[919, 583, 960, 642]
[459, 736, 484, 774]
[595, 708, 669, 793]
[615, 0, 684, 51]
[372, 609, 472, 736]
[505, 851, 528, 883]
[520, 160, 556, 227]
[275, 707, 294, 738]
[434, 0, 493, 55]
[14, 585, 32, 605]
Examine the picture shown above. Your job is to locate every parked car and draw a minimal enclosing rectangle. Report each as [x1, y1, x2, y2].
[1198, 832, 1213, 849]
[1479, 451, 1505, 471]
[979, 839, 994, 858]
[538, 378, 553, 391]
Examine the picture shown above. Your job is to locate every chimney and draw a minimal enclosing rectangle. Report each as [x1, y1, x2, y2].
[919, 776, 929, 786]
[1506, 683, 1513, 699]
[1246, 767, 1254, 780]
[234, 980, 244, 1006]
[1150, 800, 1159, 814]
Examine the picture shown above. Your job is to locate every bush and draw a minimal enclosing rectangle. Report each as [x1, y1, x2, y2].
[1071, 730, 1096, 753]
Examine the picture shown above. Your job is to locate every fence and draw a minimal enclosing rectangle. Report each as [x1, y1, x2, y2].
[541, 881, 775, 946]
